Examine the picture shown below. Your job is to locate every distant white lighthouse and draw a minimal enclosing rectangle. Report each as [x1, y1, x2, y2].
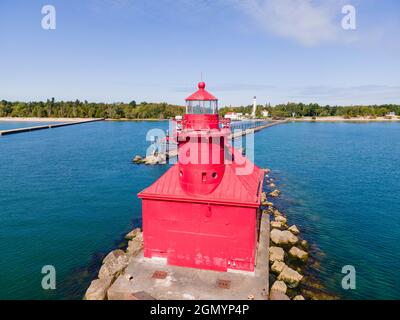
[252, 96, 257, 118]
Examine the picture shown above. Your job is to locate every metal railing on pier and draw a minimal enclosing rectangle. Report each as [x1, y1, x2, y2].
[229, 120, 270, 131]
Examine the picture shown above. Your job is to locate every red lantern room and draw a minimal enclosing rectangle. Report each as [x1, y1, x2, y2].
[138, 82, 264, 272]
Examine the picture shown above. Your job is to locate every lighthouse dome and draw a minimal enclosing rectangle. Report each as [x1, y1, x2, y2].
[185, 82, 217, 101]
[185, 82, 218, 115]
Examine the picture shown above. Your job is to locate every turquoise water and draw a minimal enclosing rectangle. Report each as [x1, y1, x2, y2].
[0, 121, 169, 299]
[0, 122, 58, 130]
[0, 121, 399, 299]
[255, 122, 400, 300]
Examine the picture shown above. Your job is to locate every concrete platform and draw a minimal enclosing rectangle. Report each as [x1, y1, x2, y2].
[107, 212, 270, 300]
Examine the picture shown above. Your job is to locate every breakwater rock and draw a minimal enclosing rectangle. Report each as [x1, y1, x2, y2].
[132, 154, 166, 165]
[84, 228, 143, 300]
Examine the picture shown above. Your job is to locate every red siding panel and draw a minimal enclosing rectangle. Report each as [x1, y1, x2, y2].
[142, 199, 257, 272]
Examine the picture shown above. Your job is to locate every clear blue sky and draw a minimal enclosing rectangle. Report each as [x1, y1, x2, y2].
[1, 0, 399, 106]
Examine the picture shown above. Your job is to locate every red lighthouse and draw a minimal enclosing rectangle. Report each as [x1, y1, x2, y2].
[138, 82, 264, 272]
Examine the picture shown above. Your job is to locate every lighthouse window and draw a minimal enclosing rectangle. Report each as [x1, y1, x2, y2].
[186, 100, 218, 115]
[202, 172, 207, 182]
[212, 172, 217, 179]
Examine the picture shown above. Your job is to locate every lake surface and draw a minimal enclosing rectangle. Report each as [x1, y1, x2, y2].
[0, 121, 399, 299]
[256, 122, 400, 299]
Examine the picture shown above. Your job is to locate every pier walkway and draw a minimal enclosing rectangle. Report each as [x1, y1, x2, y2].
[230, 119, 288, 139]
[145, 119, 288, 161]
[0, 118, 104, 136]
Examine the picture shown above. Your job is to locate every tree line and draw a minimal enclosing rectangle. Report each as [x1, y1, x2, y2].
[0, 99, 185, 119]
[220, 103, 399, 118]
[1, 99, 399, 119]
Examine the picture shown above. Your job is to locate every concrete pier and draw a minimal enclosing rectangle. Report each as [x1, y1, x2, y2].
[105, 211, 270, 300]
[0, 118, 104, 136]
[230, 119, 288, 139]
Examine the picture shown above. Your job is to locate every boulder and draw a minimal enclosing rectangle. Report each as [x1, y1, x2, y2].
[278, 266, 303, 288]
[269, 189, 280, 197]
[301, 289, 339, 300]
[132, 155, 143, 163]
[274, 215, 287, 225]
[271, 281, 287, 294]
[269, 290, 290, 300]
[103, 249, 126, 265]
[267, 207, 275, 214]
[273, 209, 282, 217]
[300, 239, 309, 249]
[263, 201, 274, 207]
[84, 276, 113, 300]
[261, 192, 267, 202]
[289, 246, 309, 262]
[284, 230, 298, 245]
[270, 229, 298, 246]
[125, 228, 141, 240]
[269, 246, 285, 263]
[126, 232, 143, 256]
[270, 221, 282, 229]
[288, 225, 300, 235]
[99, 250, 129, 279]
[293, 295, 305, 300]
[269, 183, 276, 188]
[144, 154, 166, 165]
[144, 155, 158, 165]
[127, 240, 143, 256]
[271, 260, 286, 274]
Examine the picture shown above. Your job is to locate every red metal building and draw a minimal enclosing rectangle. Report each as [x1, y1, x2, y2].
[138, 82, 264, 272]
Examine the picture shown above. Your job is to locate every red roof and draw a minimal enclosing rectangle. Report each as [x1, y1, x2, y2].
[138, 148, 264, 208]
[185, 82, 217, 101]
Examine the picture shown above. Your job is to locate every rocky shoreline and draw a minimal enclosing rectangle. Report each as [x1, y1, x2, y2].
[84, 228, 144, 300]
[263, 169, 338, 300]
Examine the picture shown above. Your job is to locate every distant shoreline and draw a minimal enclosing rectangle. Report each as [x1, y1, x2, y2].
[0, 117, 166, 122]
[0, 117, 94, 122]
[291, 116, 400, 122]
[1, 116, 399, 123]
